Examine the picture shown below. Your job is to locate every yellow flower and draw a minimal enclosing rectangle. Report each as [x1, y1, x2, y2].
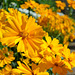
[42, 34, 63, 56]
[0, 9, 8, 39]
[1, 8, 46, 54]
[0, 47, 15, 67]
[20, 0, 50, 14]
[21, 0, 39, 9]
[67, 0, 75, 9]
[57, 9, 61, 12]
[33, 4, 50, 14]
[62, 45, 75, 68]
[70, 33, 75, 42]
[55, 1, 66, 10]
[44, 55, 72, 75]
[0, 64, 19, 75]
[13, 61, 49, 75]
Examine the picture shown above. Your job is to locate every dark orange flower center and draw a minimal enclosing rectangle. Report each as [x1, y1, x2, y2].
[55, 63, 58, 66]
[32, 72, 34, 75]
[0, 55, 5, 60]
[19, 32, 29, 39]
[68, 58, 72, 62]
[48, 45, 52, 49]
[32, 72, 37, 75]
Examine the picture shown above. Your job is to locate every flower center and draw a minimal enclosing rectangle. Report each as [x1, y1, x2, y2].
[48, 45, 52, 49]
[19, 32, 29, 39]
[68, 58, 72, 62]
[32, 72, 37, 75]
[0, 55, 5, 60]
[55, 63, 58, 66]
[32, 72, 34, 75]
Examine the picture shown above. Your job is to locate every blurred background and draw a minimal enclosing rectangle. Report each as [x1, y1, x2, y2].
[0, 0, 75, 19]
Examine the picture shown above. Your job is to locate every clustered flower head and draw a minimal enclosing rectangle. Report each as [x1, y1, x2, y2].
[38, 9, 75, 46]
[0, 0, 75, 75]
[55, 0, 75, 10]
[21, 0, 50, 14]
[55, 1, 66, 10]
[67, 0, 75, 9]
[0, 47, 15, 67]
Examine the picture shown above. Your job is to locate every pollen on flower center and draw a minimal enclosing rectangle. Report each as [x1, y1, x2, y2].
[19, 32, 29, 39]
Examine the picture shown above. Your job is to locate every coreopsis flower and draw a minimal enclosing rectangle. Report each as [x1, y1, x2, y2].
[67, 0, 75, 9]
[43, 55, 72, 75]
[13, 61, 49, 75]
[55, 1, 66, 10]
[0, 47, 15, 67]
[37, 35, 64, 65]
[0, 9, 8, 39]
[1, 8, 46, 54]
[62, 45, 75, 68]
[0, 64, 20, 75]
[20, 0, 50, 14]
[33, 4, 50, 14]
[21, 0, 39, 9]
[70, 33, 75, 42]
[41, 34, 63, 56]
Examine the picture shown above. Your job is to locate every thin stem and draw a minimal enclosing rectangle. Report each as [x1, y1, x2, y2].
[56, 33, 61, 39]
[20, 52, 23, 61]
[28, 7, 31, 17]
[17, 1, 19, 10]
[3, 0, 5, 9]
[69, 7, 73, 16]
[6, 0, 8, 11]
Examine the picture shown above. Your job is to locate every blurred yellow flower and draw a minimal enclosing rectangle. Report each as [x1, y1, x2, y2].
[0, 64, 20, 75]
[0, 9, 8, 39]
[56, 1, 66, 10]
[21, 0, 39, 9]
[38, 9, 75, 45]
[0, 47, 15, 67]
[21, 0, 50, 14]
[67, 0, 75, 9]
[62, 45, 75, 68]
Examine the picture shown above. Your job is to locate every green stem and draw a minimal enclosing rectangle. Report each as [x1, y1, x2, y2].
[56, 33, 61, 39]
[17, 1, 19, 10]
[3, 0, 5, 9]
[6, 0, 8, 11]
[69, 7, 73, 16]
[20, 52, 23, 61]
[28, 7, 31, 17]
